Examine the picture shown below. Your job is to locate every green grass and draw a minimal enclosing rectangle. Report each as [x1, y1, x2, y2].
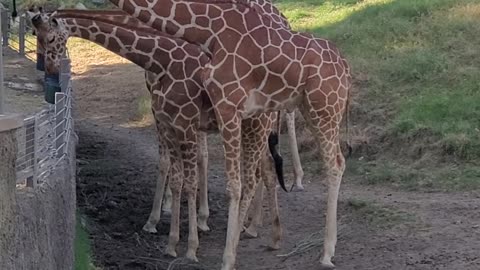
[347, 158, 480, 191]
[75, 215, 98, 270]
[346, 198, 412, 229]
[136, 93, 152, 121]
[276, 0, 480, 190]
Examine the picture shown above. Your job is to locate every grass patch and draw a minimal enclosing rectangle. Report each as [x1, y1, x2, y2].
[347, 198, 412, 229]
[75, 215, 98, 270]
[136, 93, 152, 121]
[347, 159, 480, 191]
[275, 0, 480, 189]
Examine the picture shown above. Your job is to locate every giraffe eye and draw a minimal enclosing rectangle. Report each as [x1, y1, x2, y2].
[48, 36, 55, 43]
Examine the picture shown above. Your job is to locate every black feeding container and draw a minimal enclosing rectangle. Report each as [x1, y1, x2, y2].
[44, 73, 61, 104]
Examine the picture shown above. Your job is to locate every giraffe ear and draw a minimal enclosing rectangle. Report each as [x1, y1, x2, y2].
[49, 17, 59, 28]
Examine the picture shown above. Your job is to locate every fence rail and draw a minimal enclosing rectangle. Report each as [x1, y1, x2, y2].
[2, 8, 35, 58]
[14, 58, 74, 188]
[0, 9, 75, 187]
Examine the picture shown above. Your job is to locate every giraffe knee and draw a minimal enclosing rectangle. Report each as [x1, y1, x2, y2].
[226, 182, 241, 201]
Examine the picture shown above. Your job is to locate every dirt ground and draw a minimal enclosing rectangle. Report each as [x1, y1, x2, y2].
[68, 52, 480, 269]
[2, 47, 44, 115]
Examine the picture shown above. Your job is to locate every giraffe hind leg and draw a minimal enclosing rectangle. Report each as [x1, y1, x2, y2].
[182, 141, 200, 262]
[286, 111, 304, 191]
[165, 156, 183, 258]
[143, 135, 171, 232]
[262, 153, 283, 250]
[197, 131, 210, 232]
[299, 96, 346, 268]
[244, 171, 264, 238]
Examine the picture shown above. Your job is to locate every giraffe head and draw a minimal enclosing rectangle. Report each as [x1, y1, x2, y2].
[28, 9, 68, 75]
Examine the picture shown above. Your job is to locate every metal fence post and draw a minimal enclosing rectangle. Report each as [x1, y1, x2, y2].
[0, 9, 4, 114]
[26, 115, 39, 187]
[54, 92, 66, 158]
[19, 15, 25, 56]
[60, 58, 71, 92]
[1, 9, 8, 47]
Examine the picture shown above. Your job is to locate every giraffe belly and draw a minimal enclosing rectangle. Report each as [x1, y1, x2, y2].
[242, 90, 302, 118]
[242, 92, 267, 118]
[198, 107, 218, 133]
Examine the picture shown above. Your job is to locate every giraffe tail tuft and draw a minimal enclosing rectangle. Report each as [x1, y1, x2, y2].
[268, 132, 287, 192]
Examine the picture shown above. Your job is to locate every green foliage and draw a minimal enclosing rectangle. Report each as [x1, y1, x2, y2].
[347, 159, 480, 191]
[136, 93, 152, 121]
[276, 0, 480, 189]
[75, 215, 98, 270]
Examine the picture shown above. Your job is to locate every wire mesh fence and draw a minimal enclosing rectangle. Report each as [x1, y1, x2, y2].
[0, 9, 76, 187]
[14, 58, 75, 188]
[2, 8, 37, 59]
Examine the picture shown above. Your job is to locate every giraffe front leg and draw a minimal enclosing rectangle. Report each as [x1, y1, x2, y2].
[143, 146, 170, 233]
[300, 100, 346, 268]
[197, 131, 210, 232]
[244, 168, 264, 238]
[165, 158, 183, 258]
[182, 142, 200, 262]
[285, 111, 304, 191]
[320, 143, 344, 267]
[235, 116, 270, 248]
[162, 183, 172, 215]
[218, 117, 242, 270]
[261, 154, 282, 250]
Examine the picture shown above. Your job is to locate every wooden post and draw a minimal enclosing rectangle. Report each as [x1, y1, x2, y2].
[0, 113, 23, 270]
[18, 15, 25, 56]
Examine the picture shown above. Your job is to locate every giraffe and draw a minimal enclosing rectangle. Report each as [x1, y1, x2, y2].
[109, 0, 352, 269]
[56, 6, 304, 234]
[28, 8, 285, 261]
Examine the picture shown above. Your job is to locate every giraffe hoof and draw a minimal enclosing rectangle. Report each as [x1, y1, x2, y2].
[320, 257, 335, 269]
[243, 227, 258, 238]
[142, 223, 158, 233]
[291, 184, 305, 192]
[198, 223, 210, 232]
[267, 243, 280, 251]
[165, 247, 177, 258]
[186, 251, 199, 262]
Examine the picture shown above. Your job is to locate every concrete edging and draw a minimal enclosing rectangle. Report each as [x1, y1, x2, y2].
[0, 114, 24, 132]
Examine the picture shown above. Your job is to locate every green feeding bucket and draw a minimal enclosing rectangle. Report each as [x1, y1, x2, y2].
[44, 74, 61, 104]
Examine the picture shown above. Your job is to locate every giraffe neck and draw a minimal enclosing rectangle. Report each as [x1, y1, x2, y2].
[59, 17, 205, 74]
[109, 0, 287, 54]
[55, 9, 148, 30]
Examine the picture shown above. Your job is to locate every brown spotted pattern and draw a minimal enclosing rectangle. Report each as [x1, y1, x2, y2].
[110, 0, 352, 269]
[28, 8, 289, 263]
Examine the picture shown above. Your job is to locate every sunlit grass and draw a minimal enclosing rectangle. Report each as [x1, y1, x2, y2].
[276, 0, 480, 189]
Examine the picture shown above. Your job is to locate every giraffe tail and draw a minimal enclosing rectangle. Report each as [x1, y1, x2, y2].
[268, 114, 287, 192]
